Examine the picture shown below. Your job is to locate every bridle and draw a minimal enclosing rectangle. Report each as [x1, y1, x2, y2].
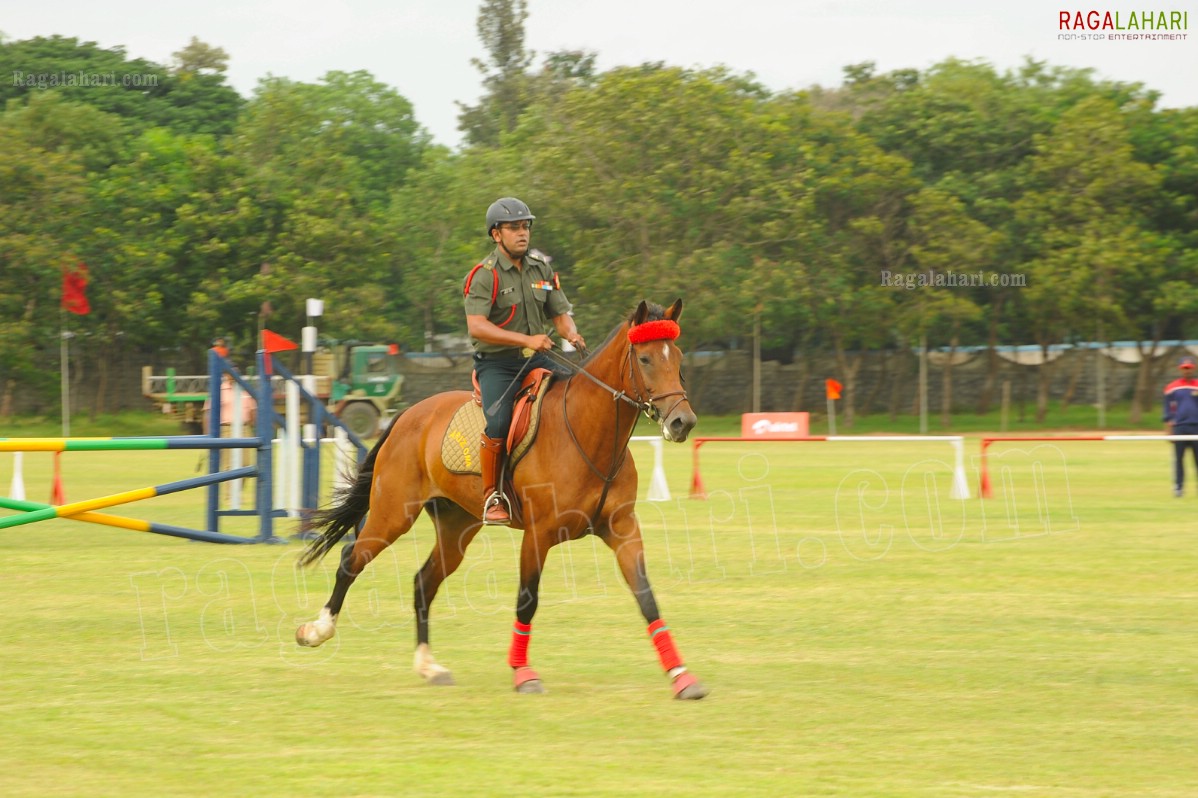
[541, 334, 689, 530]
[543, 342, 687, 423]
[624, 345, 689, 426]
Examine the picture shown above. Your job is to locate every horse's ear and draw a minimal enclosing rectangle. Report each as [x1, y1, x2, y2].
[632, 301, 649, 326]
[666, 298, 683, 322]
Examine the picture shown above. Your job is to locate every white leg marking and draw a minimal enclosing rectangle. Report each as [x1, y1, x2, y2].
[297, 607, 337, 647]
[413, 643, 455, 684]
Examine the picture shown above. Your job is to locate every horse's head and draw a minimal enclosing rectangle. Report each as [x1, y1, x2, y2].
[627, 299, 698, 443]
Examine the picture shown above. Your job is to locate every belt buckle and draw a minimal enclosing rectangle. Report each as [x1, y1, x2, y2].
[521, 347, 534, 358]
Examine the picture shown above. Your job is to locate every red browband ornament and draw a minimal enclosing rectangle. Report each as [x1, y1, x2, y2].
[627, 319, 680, 345]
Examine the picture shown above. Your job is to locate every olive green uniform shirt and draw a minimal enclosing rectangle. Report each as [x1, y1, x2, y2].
[463, 248, 572, 354]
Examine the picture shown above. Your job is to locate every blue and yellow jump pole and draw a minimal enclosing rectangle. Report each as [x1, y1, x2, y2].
[0, 467, 258, 542]
[0, 346, 367, 544]
[0, 430, 269, 541]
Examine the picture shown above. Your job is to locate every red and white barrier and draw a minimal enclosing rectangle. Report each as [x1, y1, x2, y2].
[978, 434, 1198, 498]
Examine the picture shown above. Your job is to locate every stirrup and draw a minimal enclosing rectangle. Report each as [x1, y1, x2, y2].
[483, 491, 510, 525]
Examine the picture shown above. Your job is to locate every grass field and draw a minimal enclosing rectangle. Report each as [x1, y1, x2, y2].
[2, 417, 1196, 797]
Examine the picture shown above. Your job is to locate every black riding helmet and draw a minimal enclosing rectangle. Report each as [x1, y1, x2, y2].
[485, 197, 535, 236]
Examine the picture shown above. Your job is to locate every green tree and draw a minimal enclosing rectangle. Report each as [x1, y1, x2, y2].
[900, 187, 997, 426]
[81, 127, 270, 405]
[0, 35, 243, 138]
[1011, 97, 1163, 422]
[797, 107, 918, 427]
[1, 90, 128, 172]
[0, 127, 87, 414]
[171, 36, 230, 74]
[384, 147, 522, 350]
[234, 71, 428, 212]
[457, 0, 533, 147]
[521, 65, 782, 338]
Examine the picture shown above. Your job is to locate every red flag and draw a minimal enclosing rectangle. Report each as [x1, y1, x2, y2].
[825, 378, 843, 401]
[261, 328, 298, 353]
[61, 263, 90, 315]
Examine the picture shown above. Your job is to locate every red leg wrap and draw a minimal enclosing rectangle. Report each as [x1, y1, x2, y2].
[508, 620, 532, 668]
[647, 619, 684, 672]
[671, 670, 699, 696]
[513, 666, 541, 687]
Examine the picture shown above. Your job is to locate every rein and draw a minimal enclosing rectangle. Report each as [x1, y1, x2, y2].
[541, 346, 647, 415]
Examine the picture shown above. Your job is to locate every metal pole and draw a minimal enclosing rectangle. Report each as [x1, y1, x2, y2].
[60, 314, 70, 437]
[919, 334, 928, 435]
[752, 309, 761, 413]
[1096, 325, 1107, 429]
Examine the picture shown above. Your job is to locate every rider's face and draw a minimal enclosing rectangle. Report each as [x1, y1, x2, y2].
[492, 221, 531, 260]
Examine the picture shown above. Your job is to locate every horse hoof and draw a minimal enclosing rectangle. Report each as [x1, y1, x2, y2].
[513, 667, 545, 694]
[425, 670, 456, 687]
[671, 672, 709, 700]
[295, 622, 334, 647]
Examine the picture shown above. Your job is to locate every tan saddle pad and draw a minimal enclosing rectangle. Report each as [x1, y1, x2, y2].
[441, 374, 554, 475]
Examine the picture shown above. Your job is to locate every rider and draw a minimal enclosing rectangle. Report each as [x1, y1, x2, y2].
[463, 197, 586, 525]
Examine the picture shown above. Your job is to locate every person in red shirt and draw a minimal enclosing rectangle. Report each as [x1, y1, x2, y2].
[1163, 355, 1198, 497]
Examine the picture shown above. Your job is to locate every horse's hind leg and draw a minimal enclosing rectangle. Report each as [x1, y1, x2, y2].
[412, 499, 482, 685]
[296, 499, 425, 647]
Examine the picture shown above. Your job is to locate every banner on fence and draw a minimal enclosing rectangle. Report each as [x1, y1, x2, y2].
[740, 412, 809, 439]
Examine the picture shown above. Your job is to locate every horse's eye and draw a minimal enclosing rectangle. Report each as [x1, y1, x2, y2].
[638, 356, 651, 366]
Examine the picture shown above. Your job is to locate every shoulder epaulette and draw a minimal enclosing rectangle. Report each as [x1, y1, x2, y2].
[464, 254, 500, 303]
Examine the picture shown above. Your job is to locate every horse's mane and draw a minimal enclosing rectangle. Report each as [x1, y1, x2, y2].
[580, 302, 669, 367]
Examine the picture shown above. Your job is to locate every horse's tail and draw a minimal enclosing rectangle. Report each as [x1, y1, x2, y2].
[297, 420, 397, 568]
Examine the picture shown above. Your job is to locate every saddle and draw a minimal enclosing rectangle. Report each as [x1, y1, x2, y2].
[440, 368, 554, 475]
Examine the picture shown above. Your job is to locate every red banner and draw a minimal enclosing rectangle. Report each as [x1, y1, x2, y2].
[825, 378, 842, 400]
[61, 263, 90, 315]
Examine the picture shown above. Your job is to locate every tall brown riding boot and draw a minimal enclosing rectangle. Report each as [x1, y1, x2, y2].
[480, 434, 511, 525]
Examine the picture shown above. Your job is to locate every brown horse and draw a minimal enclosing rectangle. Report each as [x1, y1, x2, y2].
[295, 299, 707, 699]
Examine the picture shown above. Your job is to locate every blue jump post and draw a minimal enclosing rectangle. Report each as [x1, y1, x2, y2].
[201, 347, 367, 542]
[203, 348, 284, 543]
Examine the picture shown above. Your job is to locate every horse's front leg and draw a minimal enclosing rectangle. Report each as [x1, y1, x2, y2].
[508, 528, 552, 694]
[600, 509, 709, 700]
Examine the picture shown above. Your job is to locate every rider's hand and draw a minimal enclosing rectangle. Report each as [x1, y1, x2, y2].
[569, 334, 586, 351]
[526, 334, 554, 352]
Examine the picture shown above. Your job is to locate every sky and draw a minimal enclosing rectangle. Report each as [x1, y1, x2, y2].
[4, 0, 1196, 148]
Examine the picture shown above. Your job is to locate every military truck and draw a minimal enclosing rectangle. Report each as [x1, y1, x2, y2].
[142, 343, 405, 438]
